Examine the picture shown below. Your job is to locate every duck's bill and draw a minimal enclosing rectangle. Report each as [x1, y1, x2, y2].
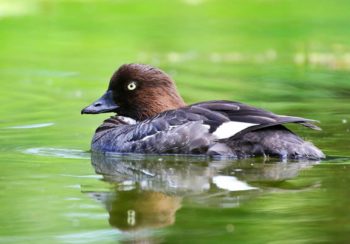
[81, 90, 119, 114]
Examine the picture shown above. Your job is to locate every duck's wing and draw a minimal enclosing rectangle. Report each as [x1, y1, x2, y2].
[184, 100, 321, 140]
[134, 100, 320, 141]
[92, 114, 212, 153]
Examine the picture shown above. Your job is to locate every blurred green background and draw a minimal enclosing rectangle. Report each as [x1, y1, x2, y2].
[1, 0, 350, 154]
[1, 0, 350, 243]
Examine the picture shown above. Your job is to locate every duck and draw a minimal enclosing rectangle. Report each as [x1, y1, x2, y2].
[81, 63, 325, 159]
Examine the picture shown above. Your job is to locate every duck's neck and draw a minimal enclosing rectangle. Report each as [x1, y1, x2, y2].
[133, 86, 186, 121]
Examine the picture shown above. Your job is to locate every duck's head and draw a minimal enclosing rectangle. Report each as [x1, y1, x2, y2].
[81, 64, 185, 120]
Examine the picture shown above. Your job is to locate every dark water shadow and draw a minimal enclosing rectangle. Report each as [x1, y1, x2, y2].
[84, 152, 321, 243]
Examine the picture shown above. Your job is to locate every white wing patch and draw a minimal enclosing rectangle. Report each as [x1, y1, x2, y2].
[212, 121, 258, 139]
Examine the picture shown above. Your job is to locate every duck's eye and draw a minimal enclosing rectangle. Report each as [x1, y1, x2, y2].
[127, 81, 137, 91]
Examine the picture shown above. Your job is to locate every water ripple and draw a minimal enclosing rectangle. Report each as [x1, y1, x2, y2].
[56, 229, 121, 244]
[7, 122, 54, 129]
[23, 147, 90, 159]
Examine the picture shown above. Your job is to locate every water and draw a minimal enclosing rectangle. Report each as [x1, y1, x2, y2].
[1, 0, 350, 243]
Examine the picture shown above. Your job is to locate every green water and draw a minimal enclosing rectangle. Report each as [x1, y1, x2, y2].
[1, 0, 350, 243]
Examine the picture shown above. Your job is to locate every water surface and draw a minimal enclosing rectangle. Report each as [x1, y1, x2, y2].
[1, 0, 350, 243]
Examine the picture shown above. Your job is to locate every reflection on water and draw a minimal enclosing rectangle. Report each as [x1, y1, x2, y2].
[86, 153, 320, 241]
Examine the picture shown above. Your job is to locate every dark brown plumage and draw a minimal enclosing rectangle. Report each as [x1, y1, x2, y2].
[108, 64, 185, 120]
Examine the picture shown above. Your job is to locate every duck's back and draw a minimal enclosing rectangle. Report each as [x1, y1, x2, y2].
[91, 101, 324, 159]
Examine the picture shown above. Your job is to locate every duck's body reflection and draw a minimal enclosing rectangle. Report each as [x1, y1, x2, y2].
[86, 153, 319, 242]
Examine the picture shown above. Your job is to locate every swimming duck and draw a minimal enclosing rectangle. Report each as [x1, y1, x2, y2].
[81, 64, 325, 159]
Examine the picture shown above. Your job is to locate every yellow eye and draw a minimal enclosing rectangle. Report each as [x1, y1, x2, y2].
[127, 81, 137, 91]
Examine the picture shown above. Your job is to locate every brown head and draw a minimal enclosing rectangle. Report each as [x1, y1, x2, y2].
[81, 64, 186, 120]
